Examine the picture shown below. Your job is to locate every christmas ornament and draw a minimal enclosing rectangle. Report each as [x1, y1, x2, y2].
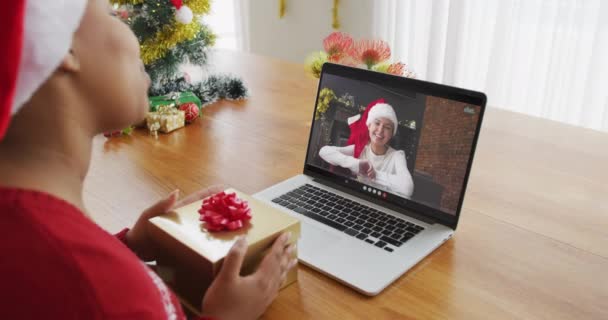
[279, 0, 286, 18]
[149, 91, 201, 112]
[278, 0, 340, 29]
[183, 71, 192, 83]
[103, 126, 133, 138]
[146, 105, 185, 137]
[332, 0, 340, 29]
[109, 0, 248, 104]
[170, 0, 194, 24]
[103, 131, 121, 138]
[179, 102, 199, 123]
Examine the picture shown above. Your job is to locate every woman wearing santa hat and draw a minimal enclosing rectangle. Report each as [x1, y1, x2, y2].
[0, 0, 295, 319]
[319, 99, 414, 198]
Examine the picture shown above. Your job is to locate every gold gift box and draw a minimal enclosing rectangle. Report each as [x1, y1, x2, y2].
[146, 106, 185, 133]
[148, 188, 300, 315]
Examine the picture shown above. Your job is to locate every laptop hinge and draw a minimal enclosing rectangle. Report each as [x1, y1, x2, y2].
[312, 178, 437, 225]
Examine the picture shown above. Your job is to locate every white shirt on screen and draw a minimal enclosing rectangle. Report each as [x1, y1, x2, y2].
[319, 144, 414, 199]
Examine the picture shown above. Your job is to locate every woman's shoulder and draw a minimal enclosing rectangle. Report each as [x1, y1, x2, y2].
[0, 187, 183, 319]
[386, 146, 405, 158]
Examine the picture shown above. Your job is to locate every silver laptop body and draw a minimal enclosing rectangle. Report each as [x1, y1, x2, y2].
[254, 63, 486, 295]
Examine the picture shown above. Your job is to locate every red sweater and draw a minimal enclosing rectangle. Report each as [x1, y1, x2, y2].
[0, 187, 208, 319]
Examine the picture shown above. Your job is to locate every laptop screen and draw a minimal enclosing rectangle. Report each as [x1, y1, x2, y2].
[304, 64, 485, 225]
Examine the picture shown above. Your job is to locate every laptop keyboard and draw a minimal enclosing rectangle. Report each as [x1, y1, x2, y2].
[272, 184, 425, 253]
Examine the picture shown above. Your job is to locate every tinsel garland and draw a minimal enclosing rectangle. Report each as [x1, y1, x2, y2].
[112, 0, 211, 65]
[110, 0, 248, 103]
[112, 0, 209, 13]
[183, 0, 211, 15]
[141, 18, 201, 64]
[151, 75, 248, 107]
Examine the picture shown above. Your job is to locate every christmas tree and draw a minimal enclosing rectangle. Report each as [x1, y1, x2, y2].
[110, 0, 247, 106]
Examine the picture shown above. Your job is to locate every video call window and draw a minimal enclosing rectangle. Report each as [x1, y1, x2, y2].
[306, 74, 481, 215]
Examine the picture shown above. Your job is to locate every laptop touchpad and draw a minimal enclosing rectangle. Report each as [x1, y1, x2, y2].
[299, 221, 342, 255]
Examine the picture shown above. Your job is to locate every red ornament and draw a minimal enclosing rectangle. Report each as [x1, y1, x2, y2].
[183, 71, 191, 83]
[103, 130, 122, 138]
[179, 102, 199, 123]
[117, 9, 129, 20]
[198, 192, 252, 232]
[169, 0, 183, 9]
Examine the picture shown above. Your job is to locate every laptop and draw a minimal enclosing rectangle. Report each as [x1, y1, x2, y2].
[254, 63, 486, 295]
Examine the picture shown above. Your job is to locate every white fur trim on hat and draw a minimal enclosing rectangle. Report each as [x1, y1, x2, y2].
[366, 103, 398, 135]
[175, 5, 193, 24]
[12, 0, 87, 114]
[347, 114, 361, 125]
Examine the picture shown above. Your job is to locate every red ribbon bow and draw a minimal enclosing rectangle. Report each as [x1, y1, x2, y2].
[198, 192, 252, 232]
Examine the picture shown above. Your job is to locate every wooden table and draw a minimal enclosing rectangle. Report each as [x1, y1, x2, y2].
[84, 50, 608, 319]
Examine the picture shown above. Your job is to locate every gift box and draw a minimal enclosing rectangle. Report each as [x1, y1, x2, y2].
[149, 91, 202, 112]
[148, 188, 300, 315]
[146, 105, 185, 134]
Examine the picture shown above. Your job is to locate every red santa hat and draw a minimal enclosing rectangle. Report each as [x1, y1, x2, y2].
[347, 99, 399, 158]
[364, 102, 398, 136]
[0, 0, 87, 140]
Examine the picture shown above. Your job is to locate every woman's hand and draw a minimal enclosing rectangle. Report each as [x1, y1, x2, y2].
[359, 160, 376, 179]
[201, 233, 297, 320]
[125, 186, 224, 261]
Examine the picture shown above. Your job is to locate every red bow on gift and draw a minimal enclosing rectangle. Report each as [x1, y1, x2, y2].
[198, 192, 252, 232]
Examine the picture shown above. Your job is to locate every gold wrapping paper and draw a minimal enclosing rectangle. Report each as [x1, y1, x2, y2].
[148, 188, 300, 315]
[146, 105, 185, 134]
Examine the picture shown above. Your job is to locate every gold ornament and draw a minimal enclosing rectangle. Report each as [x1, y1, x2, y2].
[277, 0, 339, 29]
[279, 0, 286, 18]
[332, 0, 340, 29]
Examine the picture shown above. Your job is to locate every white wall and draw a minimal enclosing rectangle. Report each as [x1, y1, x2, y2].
[204, 0, 238, 49]
[245, 0, 375, 63]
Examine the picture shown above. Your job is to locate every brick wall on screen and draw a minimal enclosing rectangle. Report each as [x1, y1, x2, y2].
[415, 96, 480, 211]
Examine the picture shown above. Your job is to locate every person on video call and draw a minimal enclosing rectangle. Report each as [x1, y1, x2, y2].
[319, 99, 414, 198]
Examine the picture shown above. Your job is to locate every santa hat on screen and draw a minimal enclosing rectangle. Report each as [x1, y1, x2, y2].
[0, 0, 87, 140]
[346, 99, 398, 158]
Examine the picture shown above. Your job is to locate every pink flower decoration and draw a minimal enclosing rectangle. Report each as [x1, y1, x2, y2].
[387, 62, 405, 76]
[350, 39, 391, 69]
[403, 68, 417, 78]
[335, 55, 358, 67]
[323, 32, 354, 62]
